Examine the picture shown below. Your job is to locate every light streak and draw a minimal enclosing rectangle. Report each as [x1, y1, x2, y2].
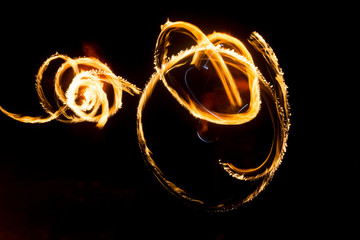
[185, 66, 249, 122]
[196, 131, 213, 143]
[137, 20, 290, 210]
[0, 53, 140, 128]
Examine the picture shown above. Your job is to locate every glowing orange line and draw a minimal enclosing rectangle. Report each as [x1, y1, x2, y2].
[0, 53, 140, 128]
[137, 20, 290, 207]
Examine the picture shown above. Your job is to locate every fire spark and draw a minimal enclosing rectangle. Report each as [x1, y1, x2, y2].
[0, 53, 140, 128]
[137, 20, 290, 210]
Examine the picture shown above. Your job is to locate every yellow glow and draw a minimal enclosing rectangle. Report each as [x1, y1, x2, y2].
[0, 53, 140, 128]
[137, 20, 290, 208]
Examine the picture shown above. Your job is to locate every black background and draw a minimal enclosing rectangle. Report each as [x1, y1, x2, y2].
[0, 1, 358, 239]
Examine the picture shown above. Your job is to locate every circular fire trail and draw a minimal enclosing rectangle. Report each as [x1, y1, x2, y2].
[0, 53, 140, 128]
[137, 21, 290, 210]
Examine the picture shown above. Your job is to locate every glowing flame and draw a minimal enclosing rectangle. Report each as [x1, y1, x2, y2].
[0, 53, 140, 128]
[137, 20, 290, 209]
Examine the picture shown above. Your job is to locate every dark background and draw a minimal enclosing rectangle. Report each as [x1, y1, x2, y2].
[0, 1, 358, 239]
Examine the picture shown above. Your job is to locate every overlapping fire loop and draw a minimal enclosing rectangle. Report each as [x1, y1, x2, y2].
[0, 53, 140, 128]
[137, 21, 290, 210]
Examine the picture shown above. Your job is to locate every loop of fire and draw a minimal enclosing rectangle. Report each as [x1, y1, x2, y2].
[137, 20, 290, 209]
[0, 53, 141, 128]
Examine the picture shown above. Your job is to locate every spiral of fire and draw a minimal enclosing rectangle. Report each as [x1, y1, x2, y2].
[0, 53, 140, 128]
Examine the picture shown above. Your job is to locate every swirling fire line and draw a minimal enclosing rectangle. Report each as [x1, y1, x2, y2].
[0, 53, 140, 128]
[137, 20, 290, 209]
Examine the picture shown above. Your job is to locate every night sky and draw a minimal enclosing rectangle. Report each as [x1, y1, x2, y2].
[0, 1, 357, 239]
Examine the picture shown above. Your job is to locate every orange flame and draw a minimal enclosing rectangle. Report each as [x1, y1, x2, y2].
[137, 20, 290, 208]
[0, 53, 140, 128]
